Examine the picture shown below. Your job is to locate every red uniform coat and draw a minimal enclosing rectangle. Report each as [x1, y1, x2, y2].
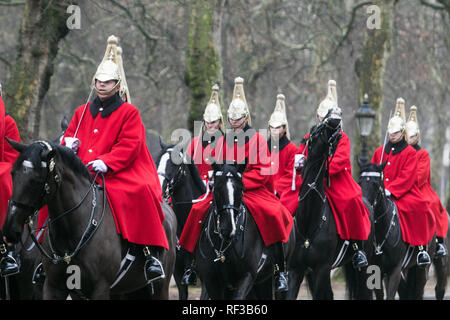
[186, 133, 220, 184]
[0, 98, 20, 227]
[414, 146, 448, 238]
[268, 135, 302, 215]
[179, 125, 294, 252]
[372, 139, 435, 246]
[55, 94, 168, 248]
[299, 131, 371, 240]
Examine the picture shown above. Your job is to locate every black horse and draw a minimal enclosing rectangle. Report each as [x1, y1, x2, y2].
[358, 161, 436, 299]
[195, 162, 265, 299]
[2, 140, 176, 299]
[155, 142, 206, 300]
[287, 117, 373, 300]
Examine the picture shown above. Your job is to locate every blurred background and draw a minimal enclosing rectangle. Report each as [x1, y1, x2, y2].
[0, 0, 449, 206]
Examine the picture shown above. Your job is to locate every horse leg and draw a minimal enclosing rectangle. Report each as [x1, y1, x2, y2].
[385, 265, 402, 300]
[231, 272, 254, 300]
[311, 266, 333, 300]
[90, 280, 112, 299]
[433, 257, 448, 300]
[286, 267, 304, 300]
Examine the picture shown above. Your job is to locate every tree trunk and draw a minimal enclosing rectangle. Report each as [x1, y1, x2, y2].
[185, 0, 222, 134]
[354, 0, 397, 172]
[4, 0, 71, 141]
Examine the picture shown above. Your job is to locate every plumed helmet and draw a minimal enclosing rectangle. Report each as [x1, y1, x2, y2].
[268, 93, 290, 139]
[405, 105, 420, 139]
[93, 36, 121, 85]
[227, 77, 251, 125]
[317, 80, 338, 118]
[203, 84, 223, 123]
[387, 98, 406, 134]
[116, 46, 131, 103]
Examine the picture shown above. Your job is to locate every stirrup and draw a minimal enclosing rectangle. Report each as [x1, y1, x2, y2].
[181, 268, 197, 286]
[32, 262, 46, 284]
[352, 250, 368, 269]
[144, 256, 166, 283]
[417, 250, 431, 267]
[435, 243, 448, 258]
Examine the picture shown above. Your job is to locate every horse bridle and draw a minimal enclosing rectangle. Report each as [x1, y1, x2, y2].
[158, 149, 186, 202]
[360, 170, 397, 255]
[11, 141, 106, 265]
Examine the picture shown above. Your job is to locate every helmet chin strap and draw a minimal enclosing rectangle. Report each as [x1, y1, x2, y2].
[93, 79, 121, 97]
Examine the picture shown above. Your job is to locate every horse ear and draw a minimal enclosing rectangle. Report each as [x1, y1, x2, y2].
[61, 116, 69, 132]
[159, 136, 167, 149]
[5, 137, 28, 153]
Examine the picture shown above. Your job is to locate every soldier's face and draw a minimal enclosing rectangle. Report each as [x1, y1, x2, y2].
[95, 80, 119, 100]
[270, 126, 286, 140]
[228, 117, 247, 130]
[389, 130, 404, 144]
[205, 120, 220, 133]
[407, 134, 419, 146]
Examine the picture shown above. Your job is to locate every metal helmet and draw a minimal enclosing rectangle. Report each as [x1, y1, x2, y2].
[268, 93, 290, 139]
[203, 84, 223, 123]
[405, 105, 420, 139]
[387, 98, 406, 134]
[227, 77, 251, 125]
[317, 80, 338, 118]
[93, 35, 121, 94]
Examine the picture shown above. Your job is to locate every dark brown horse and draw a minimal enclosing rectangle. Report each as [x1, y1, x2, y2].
[2, 139, 176, 299]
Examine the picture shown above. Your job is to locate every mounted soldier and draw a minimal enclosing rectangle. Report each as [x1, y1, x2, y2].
[0, 85, 22, 277]
[405, 105, 447, 258]
[180, 84, 224, 286]
[298, 80, 371, 269]
[267, 93, 301, 215]
[39, 35, 169, 281]
[371, 98, 435, 266]
[179, 77, 293, 292]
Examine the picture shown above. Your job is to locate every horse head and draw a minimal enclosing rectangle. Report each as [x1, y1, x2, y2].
[211, 161, 246, 241]
[156, 144, 186, 201]
[3, 139, 60, 244]
[307, 116, 342, 160]
[358, 161, 387, 207]
[3, 138, 92, 245]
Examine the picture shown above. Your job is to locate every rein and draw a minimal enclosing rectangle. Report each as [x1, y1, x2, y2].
[18, 142, 107, 265]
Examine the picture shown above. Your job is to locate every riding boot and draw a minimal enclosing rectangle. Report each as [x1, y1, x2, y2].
[351, 240, 368, 269]
[271, 242, 288, 292]
[0, 242, 20, 277]
[435, 237, 448, 258]
[416, 245, 431, 267]
[181, 252, 197, 286]
[143, 246, 165, 282]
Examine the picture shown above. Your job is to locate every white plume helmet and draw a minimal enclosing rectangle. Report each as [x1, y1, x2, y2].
[203, 84, 223, 125]
[387, 98, 406, 134]
[317, 80, 338, 118]
[268, 93, 290, 139]
[92, 35, 121, 94]
[405, 105, 420, 139]
[227, 77, 251, 125]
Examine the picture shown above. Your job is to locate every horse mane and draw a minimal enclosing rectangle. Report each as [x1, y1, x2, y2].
[187, 162, 206, 195]
[13, 141, 93, 182]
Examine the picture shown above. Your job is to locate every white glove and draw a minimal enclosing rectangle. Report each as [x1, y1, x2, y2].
[88, 159, 108, 173]
[294, 154, 306, 171]
[385, 189, 391, 197]
[64, 137, 81, 154]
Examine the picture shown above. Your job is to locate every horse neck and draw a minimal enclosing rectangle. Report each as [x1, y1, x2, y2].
[374, 187, 392, 228]
[46, 167, 95, 249]
[297, 154, 327, 235]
